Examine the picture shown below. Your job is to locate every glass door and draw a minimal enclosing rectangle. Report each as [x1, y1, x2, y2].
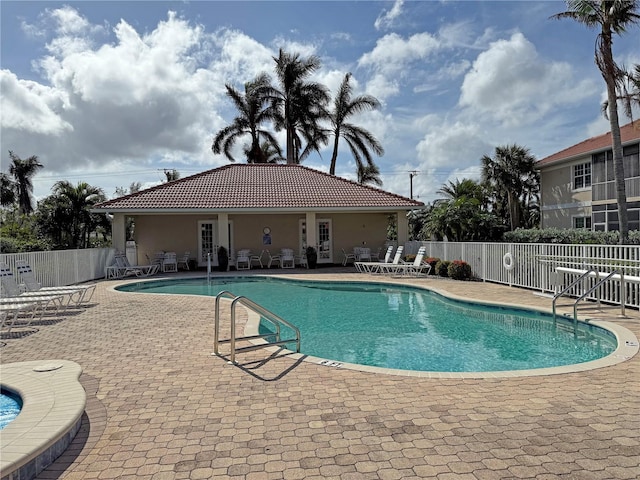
[316, 220, 332, 263]
[198, 221, 218, 267]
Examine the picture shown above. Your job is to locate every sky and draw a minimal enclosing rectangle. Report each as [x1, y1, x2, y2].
[1, 0, 639, 205]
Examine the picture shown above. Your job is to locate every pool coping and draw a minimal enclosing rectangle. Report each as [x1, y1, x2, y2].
[111, 274, 639, 379]
[0, 360, 86, 480]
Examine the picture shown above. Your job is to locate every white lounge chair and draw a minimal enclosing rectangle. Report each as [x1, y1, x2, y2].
[113, 253, 159, 278]
[0, 263, 74, 313]
[366, 246, 405, 274]
[383, 246, 431, 276]
[1, 302, 38, 334]
[355, 245, 395, 273]
[15, 260, 96, 303]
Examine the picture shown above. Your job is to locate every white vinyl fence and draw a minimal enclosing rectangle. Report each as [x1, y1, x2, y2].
[1, 248, 114, 288]
[405, 241, 640, 309]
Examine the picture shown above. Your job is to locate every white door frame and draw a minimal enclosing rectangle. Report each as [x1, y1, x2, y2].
[299, 218, 333, 263]
[198, 219, 234, 267]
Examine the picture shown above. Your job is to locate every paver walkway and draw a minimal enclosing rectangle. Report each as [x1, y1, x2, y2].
[1, 269, 639, 480]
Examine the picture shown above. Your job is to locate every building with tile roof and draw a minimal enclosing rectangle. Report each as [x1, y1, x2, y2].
[536, 121, 640, 232]
[94, 164, 424, 267]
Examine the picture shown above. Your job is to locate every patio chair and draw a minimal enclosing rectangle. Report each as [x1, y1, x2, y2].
[281, 249, 295, 269]
[266, 250, 281, 268]
[383, 246, 430, 276]
[177, 252, 191, 270]
[162, 252, 178, 273]
[355, 245, 394, 273]
[15, 260, 97, 304]
[295, 250, 308, 268]
[342, 248, 356, 266]
[250, 250, 264, 269]
[236, 249, 251, 270]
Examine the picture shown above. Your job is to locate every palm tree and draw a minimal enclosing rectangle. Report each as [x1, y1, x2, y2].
[8, 151, 43, 215]
[356, 163, 383, 186]
[51, 181, 106, 248]
[271, 49, 330, 164]
[552, 1, 640, 244]
[0, 172, 15, 207]
[213, 73, 281, 163]
[437, 178, 485, 204]
[253, 141, 285, 163]
[328, 73, 384, 175]
[481, 144, 539, 231]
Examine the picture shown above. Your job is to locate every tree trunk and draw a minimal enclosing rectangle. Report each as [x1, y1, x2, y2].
[601, 29, 629, 244]
[329, 131, 340, 175]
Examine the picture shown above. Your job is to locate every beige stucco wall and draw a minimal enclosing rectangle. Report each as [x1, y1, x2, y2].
[539, 162, 591, 229]
[132, 211, 395, 267]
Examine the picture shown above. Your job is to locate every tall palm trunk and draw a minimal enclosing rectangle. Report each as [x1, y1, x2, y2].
[329, 131, 340, 174]
[602, 27, 629, 244]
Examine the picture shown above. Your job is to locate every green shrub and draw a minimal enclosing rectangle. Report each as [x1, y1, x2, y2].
[425, 257, 440, 275]
[448, 260, 472, 280]
[504, 228, 640, 245]
[435, 260, 450, 277]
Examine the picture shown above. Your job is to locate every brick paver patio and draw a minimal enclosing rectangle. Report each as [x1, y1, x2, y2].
[2, 269, 639, 480]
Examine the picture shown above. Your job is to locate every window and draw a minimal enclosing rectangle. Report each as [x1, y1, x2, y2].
[573, 216, 592, 229]
[573, 162, 591, 189]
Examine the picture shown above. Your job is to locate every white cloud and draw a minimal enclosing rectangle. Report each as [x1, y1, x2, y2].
[459, 32, 598, 126]
[374, 0, 405, 31]
[0, 70, 72, 135]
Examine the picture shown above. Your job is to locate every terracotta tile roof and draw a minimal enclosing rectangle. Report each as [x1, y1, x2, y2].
[537, 121, 640, 167]
[94, 164, 424, 212]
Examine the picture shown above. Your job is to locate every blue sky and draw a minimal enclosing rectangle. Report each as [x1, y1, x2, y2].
[1, 0, 639, 203]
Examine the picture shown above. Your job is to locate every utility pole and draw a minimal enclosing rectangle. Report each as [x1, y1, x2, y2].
[409, 171, 419, 199]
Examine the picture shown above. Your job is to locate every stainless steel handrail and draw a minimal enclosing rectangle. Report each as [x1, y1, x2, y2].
[572, 270, 618, 323]
[552, 268, 596, 321]
[214, 290, 301, 363]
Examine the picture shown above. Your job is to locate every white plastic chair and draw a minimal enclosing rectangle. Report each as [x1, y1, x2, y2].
[266, 250, 281, 268]
[236, 249, 251, 270]
[342, 248, 356, 266]
[250, 250, 264, 269]
[162, 252, 178, 273]
[281, 249, 295, 269]
[177, 252, 190, 270]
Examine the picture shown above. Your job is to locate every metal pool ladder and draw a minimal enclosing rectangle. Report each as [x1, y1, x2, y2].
[552, 268, 618, 323]
[213, 290, 301, 363]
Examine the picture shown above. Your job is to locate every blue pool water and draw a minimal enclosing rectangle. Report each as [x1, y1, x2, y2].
[0, 390, 22, 429]
[118, 277, 617, 372]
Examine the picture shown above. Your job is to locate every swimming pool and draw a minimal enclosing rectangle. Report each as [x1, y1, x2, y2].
[117, 277, 618, 373]
[0, 390, 22, 430]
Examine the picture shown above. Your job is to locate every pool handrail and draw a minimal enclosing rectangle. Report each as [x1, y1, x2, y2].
[213, 290, 301, 363]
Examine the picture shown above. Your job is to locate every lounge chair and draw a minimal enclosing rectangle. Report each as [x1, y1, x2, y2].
[355, 245, 395, 273]
[383, 246, 431, 276]
[15, 260, 96, 303]
[363, 246, 404, 274]
[1, 302, 38, 334]
[0, 262, 75, 313]
[113, 253, 160, 278]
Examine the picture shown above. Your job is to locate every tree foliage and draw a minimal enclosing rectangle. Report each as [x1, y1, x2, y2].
[7, 151, 43, 215]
